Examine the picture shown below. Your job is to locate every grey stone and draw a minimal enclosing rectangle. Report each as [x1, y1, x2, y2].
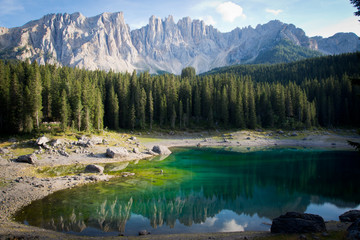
[16, 154, 37, 164]
[84, 164, 104, 174]
[58, 150, 69, 157]
[271, 212, 326, 234]
[90, 136, 103, 145]
[106, 147, 129, 158]
[152, 145, 171, 155]
[36, 136, 50, 146]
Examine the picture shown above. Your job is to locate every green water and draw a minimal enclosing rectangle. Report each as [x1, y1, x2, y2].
[15, 148, 360, 236]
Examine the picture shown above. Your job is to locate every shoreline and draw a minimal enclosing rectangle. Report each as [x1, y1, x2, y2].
[0, 129, 359, 239]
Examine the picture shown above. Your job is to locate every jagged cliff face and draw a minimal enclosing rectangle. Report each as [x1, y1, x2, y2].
[0, 12, 359, 74]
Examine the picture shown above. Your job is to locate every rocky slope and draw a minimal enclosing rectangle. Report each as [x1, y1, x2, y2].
[0, 12, 359, 74]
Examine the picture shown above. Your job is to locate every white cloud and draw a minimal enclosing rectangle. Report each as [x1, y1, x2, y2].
[266, 8, 283, 16]
[216, 1, 246, 23]
[220, 219, 248, 232]
[200, 15, 216, 26]
[0, 0, 24, 16]
[309, 16, 360, 37]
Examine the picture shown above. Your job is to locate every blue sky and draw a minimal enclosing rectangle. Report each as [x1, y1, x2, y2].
[0, 0, 359, 37]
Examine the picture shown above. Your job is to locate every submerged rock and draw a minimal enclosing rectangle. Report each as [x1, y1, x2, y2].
[152, 145, 171, 155]
[271, 212, 326, 234]
[85, 164, 104, 174]
[16, 154, 37, 164]
[340, 210, 360, 222]
[139, 230, 150, 235]
[106, 147, 129, 158]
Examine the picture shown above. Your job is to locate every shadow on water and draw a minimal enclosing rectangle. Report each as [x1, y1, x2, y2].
[15, 148, 360, 236]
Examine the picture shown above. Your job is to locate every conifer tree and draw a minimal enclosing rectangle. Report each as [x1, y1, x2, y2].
[60, 89, 69, 131]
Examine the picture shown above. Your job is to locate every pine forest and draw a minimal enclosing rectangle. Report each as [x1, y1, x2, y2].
[0, 53, 359, 134]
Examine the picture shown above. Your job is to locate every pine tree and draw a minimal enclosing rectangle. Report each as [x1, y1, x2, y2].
[129, 104, 136, 130]
[221, 87, 229, 125]
[74, 97, 83, 131]
[9, 73, 23, 133]
[148, 91, 154, 130]
[171, 105, 177, 129]
[94, 90, 104, 130]
[60, 89, 69, 131]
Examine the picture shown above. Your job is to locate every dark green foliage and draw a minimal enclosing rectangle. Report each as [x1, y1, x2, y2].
[0, 53, 359, 134]
[351, 0, 360, 17]
[181, 67, 196, 79]
[254, 40, 323, 64]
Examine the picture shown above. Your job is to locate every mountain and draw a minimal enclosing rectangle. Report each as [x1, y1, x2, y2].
[0, 12, 359, 74]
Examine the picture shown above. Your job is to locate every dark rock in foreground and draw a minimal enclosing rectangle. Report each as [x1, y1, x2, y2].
[348, 219, 360, 240]
[15, 154, 37, 164]
[340, 210, 360, 222]
[271, 212, 326, 234]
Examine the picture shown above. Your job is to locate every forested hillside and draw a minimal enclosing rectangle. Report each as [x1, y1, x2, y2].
[0, 53, 359, 134]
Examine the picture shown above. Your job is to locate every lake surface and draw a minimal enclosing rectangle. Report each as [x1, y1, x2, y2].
[15, 147, 360, 236]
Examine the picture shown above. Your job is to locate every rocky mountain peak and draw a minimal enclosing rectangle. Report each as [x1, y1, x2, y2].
[0, 12, 359, 74]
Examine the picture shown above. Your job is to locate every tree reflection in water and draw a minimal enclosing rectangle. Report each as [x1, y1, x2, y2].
[16, 148, 360, 236]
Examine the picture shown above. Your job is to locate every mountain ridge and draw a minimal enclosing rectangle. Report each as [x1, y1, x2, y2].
[0, 12, 359, 74]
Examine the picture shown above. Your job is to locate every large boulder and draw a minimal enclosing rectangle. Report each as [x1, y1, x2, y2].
[106, 147, 129, 158]
[340, 210, 360, 222]
[84, 164, 104, 174]
[36, 136, 50, 146]
[16, 154, 37, 164]
[348, 219, 360, 240]
[152, 145, 171, 155]
[271, 212, 326, 234]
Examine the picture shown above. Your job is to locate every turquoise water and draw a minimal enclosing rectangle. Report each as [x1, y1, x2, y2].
[15, 148, 360, 236]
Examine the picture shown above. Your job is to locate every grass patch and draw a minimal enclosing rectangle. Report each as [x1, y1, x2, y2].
[36, 164, 86, 177]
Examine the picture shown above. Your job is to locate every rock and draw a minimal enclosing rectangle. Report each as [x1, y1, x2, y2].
[197, 143, 201, 147]
[291, 132, 298, 137]
[0, 148, 9, 154]
[36, 136, 50, 146]
[106, 147, 129, 158]
[340, 210, 360, 222]
[51, 139, 63, 147]
[271, 212, 326, 234]
[16, 154, 37, 164]
[129, 136, 137, 141]
[85, 164, 104, 174]
[58, 150, 69, 157]
[102, 139, 109, 145]
[133, 148, 140, 154]
[152, 145, 171, 155]
[90, 136, 103, 145]
[246, 137, 251, 140]
[8, 138, 17, 143]
[277, 130, 284, 134]
[147, 150, 158, 156]
[138, 230, 150, 235]
[348, 219, 360, 240]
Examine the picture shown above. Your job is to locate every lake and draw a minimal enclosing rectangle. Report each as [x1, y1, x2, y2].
[15, 147, 360, 236]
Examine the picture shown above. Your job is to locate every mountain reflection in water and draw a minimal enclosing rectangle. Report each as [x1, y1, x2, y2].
[16, 148, 360, 236]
